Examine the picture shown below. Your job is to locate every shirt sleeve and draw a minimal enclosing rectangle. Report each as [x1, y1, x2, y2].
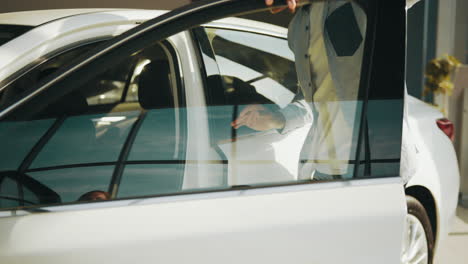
[278, 98, 313, 134]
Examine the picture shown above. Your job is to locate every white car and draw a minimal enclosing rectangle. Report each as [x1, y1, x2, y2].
[0, 1, 460, 264]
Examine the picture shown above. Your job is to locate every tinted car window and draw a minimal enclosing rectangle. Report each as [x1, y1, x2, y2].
[205, 28, 298, 107]
[0, 40, 186, 207]
[0, 41, 102, 107]
[0, 177, 20, 208]
[29, 166, 114, 202]
[0, 119, 54, 170]
[197, 15, 367, 184]
[197, 27, 311, 185]
[29, 111, 140, 168]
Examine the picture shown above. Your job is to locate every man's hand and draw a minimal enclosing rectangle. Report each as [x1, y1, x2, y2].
[231, 104, 286, 131]
[265, 0, 299, 14]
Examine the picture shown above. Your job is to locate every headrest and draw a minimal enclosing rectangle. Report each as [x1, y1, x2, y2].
[138, 60, 174, 109]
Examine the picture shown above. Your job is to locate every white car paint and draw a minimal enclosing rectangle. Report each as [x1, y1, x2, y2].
[0, 9, 165, 85]
[0, 9, 118, 26]
[0, 179, 405, 264]
[406, 96, 460, 255]
[0, 4, 459, 263]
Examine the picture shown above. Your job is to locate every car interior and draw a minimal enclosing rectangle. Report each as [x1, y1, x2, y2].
[0, 40, 186, 208]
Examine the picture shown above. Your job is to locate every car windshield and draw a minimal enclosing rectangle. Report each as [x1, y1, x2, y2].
[0, 25, 33, 46]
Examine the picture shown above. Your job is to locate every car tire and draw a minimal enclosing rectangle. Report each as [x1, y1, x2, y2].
[401, 195, 435, 264]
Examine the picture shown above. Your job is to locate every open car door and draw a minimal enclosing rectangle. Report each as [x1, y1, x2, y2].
[0, 0, 408, 263]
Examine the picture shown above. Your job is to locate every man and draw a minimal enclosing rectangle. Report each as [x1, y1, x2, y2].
[78, 190, 111, 201]
[232, 0, 417, 182]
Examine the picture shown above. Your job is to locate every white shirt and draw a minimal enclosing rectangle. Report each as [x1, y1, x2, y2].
[280, 1, 418, 182]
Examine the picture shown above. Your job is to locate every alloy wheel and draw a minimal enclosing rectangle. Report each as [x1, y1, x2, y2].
[401, 214, 429, 264]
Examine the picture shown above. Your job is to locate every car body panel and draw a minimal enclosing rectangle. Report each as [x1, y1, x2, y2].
[406, 95, 460, 254]
[0, 179, 405, 264]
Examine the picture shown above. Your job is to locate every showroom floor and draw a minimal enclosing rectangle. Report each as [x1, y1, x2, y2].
[434, 205, 468, 263]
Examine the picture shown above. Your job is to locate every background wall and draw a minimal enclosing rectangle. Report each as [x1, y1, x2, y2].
[406, 0, 438, 99]
[453, 0, 468, 206]
[432, 0, 468, 206]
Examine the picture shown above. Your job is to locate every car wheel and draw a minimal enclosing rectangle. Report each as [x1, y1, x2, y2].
[401, 196, 434, 264]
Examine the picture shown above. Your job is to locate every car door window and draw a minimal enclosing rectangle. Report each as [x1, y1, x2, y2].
[0, 176, 21, 208]
[0, 118, 55, 171]
[0, 40, 145, 109]
[0, 41, 102, 106]
[0, 171, 60, 208]
[0, 39, 186, 207]
[195, 8, 372, 186]
[28, 166, 115, 203]
[0, 0, 404, 211]
[205, 28, 298, 108]
[195, 26, 311, 185]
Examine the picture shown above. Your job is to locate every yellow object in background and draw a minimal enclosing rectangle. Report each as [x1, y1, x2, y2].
[424, 54, 461, 96]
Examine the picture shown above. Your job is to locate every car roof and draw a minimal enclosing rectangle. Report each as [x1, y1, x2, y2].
[0, 8, 287, 35]
[0, 9, 126, 26]
[0, 9, 167, 82]
[0, 8, 287, 85]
